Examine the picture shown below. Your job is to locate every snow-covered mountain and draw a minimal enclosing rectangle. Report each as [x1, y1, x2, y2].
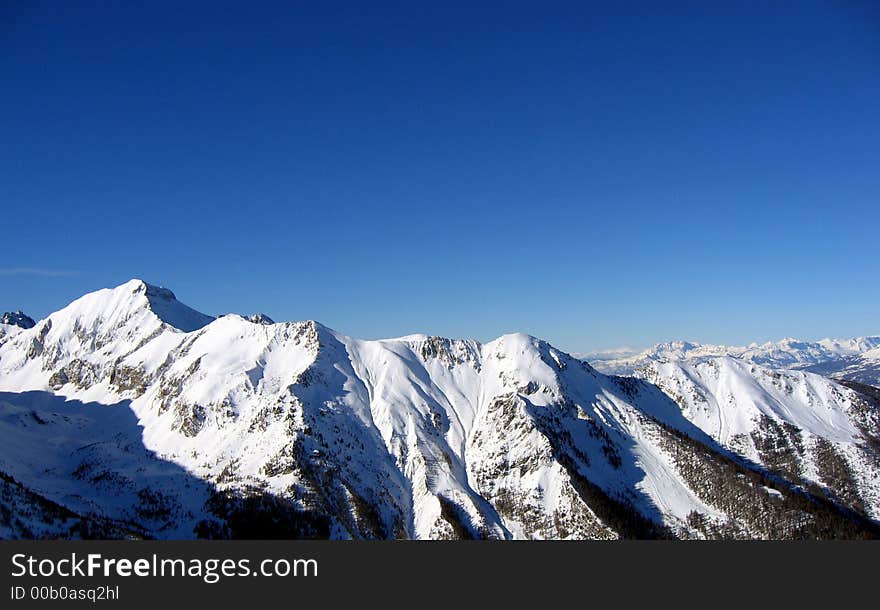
[588, 337, 880, 377]
[640, 358, 880, 516]
[1, 280, 879, 539]
[803, 348, 880, 386]
[0, 311, 36, 346]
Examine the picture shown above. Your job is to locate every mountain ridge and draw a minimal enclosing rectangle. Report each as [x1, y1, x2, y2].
[1, 279, 879, 539]
[585, 335, 880, 379]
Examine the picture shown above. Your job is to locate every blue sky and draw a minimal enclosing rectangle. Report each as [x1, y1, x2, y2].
[2, 2, 879, 352]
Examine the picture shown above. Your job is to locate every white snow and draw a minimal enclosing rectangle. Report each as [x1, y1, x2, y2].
[1, 279, 878, 537]
[589, 335, 880, 376]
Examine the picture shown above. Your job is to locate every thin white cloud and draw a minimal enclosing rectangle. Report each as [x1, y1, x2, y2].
[0, 268, 78, 277]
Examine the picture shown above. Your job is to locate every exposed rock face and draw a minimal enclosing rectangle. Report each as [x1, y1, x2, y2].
[247, 313, 275, 325]
[1, 311, 35, 329]
[0, 280, 879, 540]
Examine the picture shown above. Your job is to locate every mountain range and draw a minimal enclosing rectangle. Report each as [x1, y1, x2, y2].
[1, 280, 878, 539]
[583, 337, 880, 386]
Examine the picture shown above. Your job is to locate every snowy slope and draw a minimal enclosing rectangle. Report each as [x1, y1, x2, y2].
[0, 311, 35, 346]
[0, 324, 21, 346]
[0, 390, 212, 539]
[640, 358, 880, 519]
[1, 280, 878, 539]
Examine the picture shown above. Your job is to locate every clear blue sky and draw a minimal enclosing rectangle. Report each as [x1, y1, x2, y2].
[2, 1, 879, 352]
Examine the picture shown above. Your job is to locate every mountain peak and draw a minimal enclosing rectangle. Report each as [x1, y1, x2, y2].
[2, 280, 880, 539]
[1, 311, 36, 329]
[246, 313, 274, 325]
[128, 280, 213, 332]
[52, 279, 214, 334]
[133, 279, 176, 301]
[122, 278, 178, 302]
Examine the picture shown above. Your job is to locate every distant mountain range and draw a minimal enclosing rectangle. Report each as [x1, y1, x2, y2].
[1, 280, 878, 539]
[582, 336, 880, 385]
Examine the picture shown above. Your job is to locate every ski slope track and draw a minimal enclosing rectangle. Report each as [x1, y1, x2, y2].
[1, 280, 879, 539]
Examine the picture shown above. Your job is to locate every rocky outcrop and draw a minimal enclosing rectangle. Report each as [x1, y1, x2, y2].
[1, 311, 35, 329]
